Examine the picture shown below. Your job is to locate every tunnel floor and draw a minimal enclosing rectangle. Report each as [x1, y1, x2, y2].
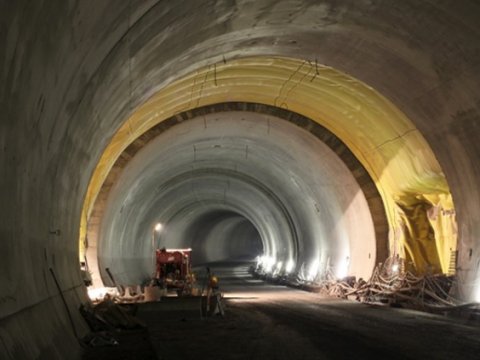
[83, 262, 480, 359]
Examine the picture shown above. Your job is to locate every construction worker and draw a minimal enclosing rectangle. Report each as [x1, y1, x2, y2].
[205, 267, 223, 316]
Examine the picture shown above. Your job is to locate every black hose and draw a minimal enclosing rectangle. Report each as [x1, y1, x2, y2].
[49, 267, 79, 338]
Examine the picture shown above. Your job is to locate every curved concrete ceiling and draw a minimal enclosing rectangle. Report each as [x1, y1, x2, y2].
[84, 57, 447, 220]
[2, 1, 480, 359]
[83, 57, 454, 275]
[97, 111, 376, 285]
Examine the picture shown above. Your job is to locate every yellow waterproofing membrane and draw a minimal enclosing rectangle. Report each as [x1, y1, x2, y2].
[80, 56, 457, 274]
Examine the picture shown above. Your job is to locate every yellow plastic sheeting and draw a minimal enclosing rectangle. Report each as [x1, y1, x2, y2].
[79, 57, 456, 273]
[395, 194, 457, 274]
[428, 208, 457, 274]
[396, 200, 442, 274]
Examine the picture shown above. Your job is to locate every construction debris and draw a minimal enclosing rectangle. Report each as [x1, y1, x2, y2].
[81, 331, 119, 348]
[252, 256, 480, 315]
[307, 264, 459, 310]
[80, 297, 145, 332]
[79, 296, 147, 352]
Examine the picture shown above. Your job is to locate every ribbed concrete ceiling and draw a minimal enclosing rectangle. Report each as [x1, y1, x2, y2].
[98, 111, 376, 285]
[83, 57, 454, 276]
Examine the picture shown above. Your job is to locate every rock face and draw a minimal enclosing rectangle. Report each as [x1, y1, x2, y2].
[1, 1, 480, 359]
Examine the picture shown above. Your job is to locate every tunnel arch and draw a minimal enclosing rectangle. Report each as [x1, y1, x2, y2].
[86, 102, 389, 287]
[2, 2, 479, 359]
[94, 109, 379, 286]
[82, 57, 456, 282]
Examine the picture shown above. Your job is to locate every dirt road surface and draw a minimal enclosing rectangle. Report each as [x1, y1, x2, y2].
[84, 263, 480, 360]
[134, 262, 480, 360]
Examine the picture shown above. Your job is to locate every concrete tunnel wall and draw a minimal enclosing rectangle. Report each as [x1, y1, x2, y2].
[1, 1, 480, 359]
[97, 112, 376, 285]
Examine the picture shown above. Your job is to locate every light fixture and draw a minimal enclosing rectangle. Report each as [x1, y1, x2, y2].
[336, 256, 350, 279]
[276, 261, 283, 272]
[256, 255, 265, 267]
[474, 277, 480, 303]
[308, 259, 320, 280]
[285, 259, 295, 274]
[264, 256, 275, 273]
[151, 222, 163, 276]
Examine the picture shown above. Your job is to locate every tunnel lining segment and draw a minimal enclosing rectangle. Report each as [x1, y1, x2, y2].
[86, 102, 389, 271]
[81, 56, 457, 276]
[145, 166, 300, 261]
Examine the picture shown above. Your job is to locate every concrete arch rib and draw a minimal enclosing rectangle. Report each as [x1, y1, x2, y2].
[87, 103, 388, 288]
[84, 56, 455, 277]
[96, 111, 377, 286]
[98, 168, 299, 286]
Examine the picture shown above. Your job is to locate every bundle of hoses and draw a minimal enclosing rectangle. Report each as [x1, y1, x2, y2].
[297, 257, 479, 314]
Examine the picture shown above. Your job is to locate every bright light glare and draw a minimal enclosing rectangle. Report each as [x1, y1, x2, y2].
[87, 287, 118, 301]
[474, 278, 480, 303]
[285, 259, 295, 274]
[263, 256, 276, 273]
[308, 259, 320, 280]
[336, 256, 350, 279]
[392, 264, 399, 273]
[257, 255, 265, 266]
[154, 223, 163, 232]
[276, 261, 283, 271]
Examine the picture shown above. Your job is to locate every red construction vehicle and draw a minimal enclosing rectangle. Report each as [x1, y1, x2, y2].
[155, 248, 195, 296]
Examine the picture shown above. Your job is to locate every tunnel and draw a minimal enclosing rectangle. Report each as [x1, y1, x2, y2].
[95, 108, 378, 286]
[1, 1, 480, 359]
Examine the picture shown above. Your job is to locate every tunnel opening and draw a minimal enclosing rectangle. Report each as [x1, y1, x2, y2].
[76, 54, 461, 359]
[162, 209, 263, 266]
[82, 57, 458, 291]
[90, 106, 377, 288]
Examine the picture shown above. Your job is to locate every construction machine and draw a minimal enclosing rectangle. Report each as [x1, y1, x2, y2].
[155, 248, 195, 296]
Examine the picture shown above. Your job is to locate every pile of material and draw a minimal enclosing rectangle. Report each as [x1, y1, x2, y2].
[80, 297, 145, 332]
[253, 256, 480, 315]
[312, 264, 459, 311]
[80, 299, 156, 359]
[308, 257, 480, 315]
[80, 297, 146, 351]
[88, 284, 163, 304]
